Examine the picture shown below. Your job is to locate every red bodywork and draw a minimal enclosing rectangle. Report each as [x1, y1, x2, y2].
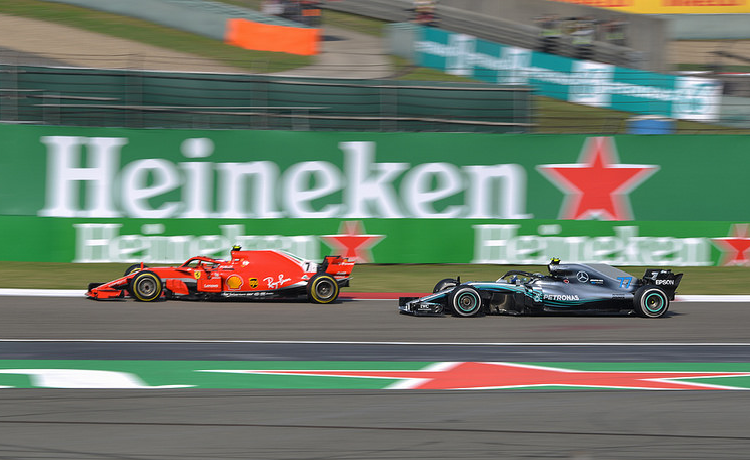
[87, 249, 354, 303]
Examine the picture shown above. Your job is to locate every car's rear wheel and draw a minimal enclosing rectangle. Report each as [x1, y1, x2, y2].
[433, 278, 458, 293]
[307, 274, 339, 304]
[633, 286, 669, 318]
[128, 270, 163, 302]
[449, 286, 483, 317]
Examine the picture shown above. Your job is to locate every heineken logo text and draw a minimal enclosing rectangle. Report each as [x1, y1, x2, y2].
[39, 137, 530, 220]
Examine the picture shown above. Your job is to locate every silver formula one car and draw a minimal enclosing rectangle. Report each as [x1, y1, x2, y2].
[399, 259, 682, 319]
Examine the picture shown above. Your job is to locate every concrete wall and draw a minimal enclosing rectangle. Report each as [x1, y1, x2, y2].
[44, 0, 227, 40]
[662, 14, 750, 40]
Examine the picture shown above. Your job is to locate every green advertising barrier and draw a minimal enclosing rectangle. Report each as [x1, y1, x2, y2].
[413, 26, 723, 122]
[0, 216, 743, 267]
[1, 125, 748, 266]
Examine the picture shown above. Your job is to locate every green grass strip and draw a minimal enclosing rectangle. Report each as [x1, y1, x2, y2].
[0, 0, 312, 73]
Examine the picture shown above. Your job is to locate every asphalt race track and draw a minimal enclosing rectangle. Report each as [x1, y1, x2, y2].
[1, 296, 750, 459]
[3, 296, 750, 342]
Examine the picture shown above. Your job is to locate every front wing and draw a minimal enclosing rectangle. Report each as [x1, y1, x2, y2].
[398, 293, 447, 317]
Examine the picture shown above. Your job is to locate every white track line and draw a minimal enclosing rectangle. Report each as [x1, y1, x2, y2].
[676, 295, 750, 302]
[0, 339, 749, 346]
[0, 289, 87, 297]
[0, 288, 749, 302]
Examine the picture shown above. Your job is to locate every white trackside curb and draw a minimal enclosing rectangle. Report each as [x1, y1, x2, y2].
[0, 289, 88, 297]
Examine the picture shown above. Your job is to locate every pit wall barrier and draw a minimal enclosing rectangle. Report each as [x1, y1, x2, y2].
[663, 14, 750, 40]
[1, 124, 748, 267]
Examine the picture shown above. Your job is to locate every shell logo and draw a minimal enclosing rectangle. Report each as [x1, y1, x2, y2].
[249, 278, 258, 289]
[226, 275, 243, 290]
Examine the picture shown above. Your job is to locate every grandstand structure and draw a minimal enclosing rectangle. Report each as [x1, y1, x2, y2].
[325, 0, 665, 72]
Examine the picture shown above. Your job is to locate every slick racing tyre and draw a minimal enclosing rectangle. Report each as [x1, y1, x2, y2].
[307, 274, 339, 304]
[449, 286, 483, 318]
[124, 263, 147, 276]
[128, 270, 163, 302]
[433, 278, 458, 293]
[633, 285, 669, 318]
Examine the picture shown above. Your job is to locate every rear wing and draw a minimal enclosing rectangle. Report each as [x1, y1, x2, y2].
[642, 268, 683, 297]
[321, 255, 355, 277]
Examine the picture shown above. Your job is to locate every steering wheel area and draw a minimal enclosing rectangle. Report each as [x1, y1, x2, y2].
[499, 270, 542, 285]
[181, 258, 218, 270]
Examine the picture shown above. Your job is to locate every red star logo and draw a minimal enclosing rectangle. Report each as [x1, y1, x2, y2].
[205, 362, 750, 390]
[320, 221, 384, 263]
[712, 224, 750, 266]
[537, 137, 659, 220]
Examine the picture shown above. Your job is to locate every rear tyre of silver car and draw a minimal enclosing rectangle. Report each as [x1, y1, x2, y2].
[433, 278, 458, 293]
[633, 286, 669, 318]
[449, 286, 483, 318]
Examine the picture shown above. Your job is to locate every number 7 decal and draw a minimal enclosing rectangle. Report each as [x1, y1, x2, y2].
[617, 277, 633, 288]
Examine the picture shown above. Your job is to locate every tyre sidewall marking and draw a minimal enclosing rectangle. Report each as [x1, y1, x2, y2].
[455, 289, 480, 314]
[313, 276, 338, 303]
[134, 273, 161, 301]
[639, 287, 668, 317]
[644, 290, 666, 313]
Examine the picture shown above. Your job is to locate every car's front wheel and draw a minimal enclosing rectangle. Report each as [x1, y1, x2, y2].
[449, 286, 483, 318]
[307, 274, 340, 304]
[128, 270, 163, 302]
[633, 285, 669, 318]
[124, 263, 147, 277]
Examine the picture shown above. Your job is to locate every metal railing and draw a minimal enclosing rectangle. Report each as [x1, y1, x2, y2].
[0, 65, 533, 133]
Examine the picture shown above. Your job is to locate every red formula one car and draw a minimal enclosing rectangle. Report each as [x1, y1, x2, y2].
[87, 246, 354, 304]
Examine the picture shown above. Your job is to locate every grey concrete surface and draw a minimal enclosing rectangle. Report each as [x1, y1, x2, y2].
[0, 389, 749, 459]
[0, 12, 392, 78]
[0, 296, 748, 342]
[0, 13, 246, 73]
[2, 341, 750, 362]
[439, 0, 668, 71]
[271, 27, 392, 78]
[1, 296, 750, 459]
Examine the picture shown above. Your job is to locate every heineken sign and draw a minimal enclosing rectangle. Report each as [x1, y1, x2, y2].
[412, 26, 723, 122]
[38, 136, 529, 220]
[1, 125, 748, 266]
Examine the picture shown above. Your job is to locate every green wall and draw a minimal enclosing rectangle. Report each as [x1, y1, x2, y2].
[1, 125, 747, 266]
